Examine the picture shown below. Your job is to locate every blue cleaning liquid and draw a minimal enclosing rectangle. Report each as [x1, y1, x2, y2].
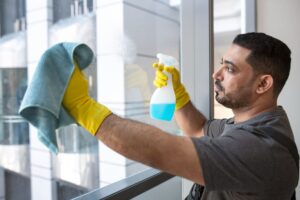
[150, 103, 175, 121]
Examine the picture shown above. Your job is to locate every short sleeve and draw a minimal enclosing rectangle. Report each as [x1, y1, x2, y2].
[191, 129, 274, 193]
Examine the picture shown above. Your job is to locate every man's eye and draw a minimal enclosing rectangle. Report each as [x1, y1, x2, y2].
[226, 66, 234, 73]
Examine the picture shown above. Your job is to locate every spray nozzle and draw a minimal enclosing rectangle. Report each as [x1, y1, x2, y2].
[157, 53, 179, 68]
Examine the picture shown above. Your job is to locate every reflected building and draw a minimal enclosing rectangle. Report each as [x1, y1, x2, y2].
[0, 0, 31, 199]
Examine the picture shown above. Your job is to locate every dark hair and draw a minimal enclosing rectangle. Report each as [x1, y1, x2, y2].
[233, 32, 291, 97]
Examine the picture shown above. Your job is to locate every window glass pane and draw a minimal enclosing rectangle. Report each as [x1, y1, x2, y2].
[213, 0, 241, 118]
[0, 0, 182, 199]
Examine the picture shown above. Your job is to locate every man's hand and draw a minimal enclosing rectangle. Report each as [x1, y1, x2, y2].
[153, 63, 190, 110]
[63, 61, 112, 135]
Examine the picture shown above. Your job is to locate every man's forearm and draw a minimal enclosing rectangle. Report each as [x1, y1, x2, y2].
[175, 101, 207, 137]
[95, 114, 205, 185]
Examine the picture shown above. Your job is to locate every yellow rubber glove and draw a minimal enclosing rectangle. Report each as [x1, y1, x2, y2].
[153, 63, 190, 110]
[63, 61, 112, 135]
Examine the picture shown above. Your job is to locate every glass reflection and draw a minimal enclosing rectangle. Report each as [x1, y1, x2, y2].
[0, 68, 28, 145]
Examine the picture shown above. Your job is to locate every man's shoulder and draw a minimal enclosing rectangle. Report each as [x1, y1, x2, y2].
[204, 118, 232, 137]
[235, 106, 293, 139]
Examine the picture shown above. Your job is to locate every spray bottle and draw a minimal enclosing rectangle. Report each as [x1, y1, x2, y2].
[150, 53, 178, 121]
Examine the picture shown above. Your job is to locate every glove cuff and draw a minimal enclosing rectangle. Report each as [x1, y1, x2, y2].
[69, 99, 112, 135]
[175, 85, 190, 110]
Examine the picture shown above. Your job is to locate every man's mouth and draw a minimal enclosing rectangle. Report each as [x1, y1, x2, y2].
[214, 86, 220, 92]
[214, 80, 224, 91]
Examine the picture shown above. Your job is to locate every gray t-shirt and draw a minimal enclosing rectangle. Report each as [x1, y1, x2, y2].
[191, 106, 298, 200]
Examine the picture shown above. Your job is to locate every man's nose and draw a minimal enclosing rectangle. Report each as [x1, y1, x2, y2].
[212, 67, 223, 81]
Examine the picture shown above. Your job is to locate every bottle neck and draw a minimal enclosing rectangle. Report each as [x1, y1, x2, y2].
[165, 72, 173, 90]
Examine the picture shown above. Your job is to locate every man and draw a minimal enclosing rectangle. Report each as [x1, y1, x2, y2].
[62, 32, 298, 199]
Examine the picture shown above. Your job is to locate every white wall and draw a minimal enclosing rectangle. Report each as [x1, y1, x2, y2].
[257, 0, 300, 194]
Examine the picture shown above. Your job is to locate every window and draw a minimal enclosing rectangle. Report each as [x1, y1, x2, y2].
[1, 0, 182, 199]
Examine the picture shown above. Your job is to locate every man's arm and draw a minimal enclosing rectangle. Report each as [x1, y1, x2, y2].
[63, 63, 205, 185]
[95, 114, 205, 185]
[175, 101, 207, 137]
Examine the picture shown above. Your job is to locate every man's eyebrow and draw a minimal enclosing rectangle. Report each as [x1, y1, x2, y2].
[223, 59, 238, 68]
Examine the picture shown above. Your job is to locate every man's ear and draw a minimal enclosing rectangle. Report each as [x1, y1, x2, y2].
[256, 75, 273, 94]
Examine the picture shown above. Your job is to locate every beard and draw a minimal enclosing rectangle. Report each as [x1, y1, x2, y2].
[215, 80, 252, 109]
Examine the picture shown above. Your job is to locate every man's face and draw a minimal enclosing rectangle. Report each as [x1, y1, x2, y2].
[213, 44, 258, 109]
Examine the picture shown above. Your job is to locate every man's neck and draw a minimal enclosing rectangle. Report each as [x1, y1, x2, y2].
[232, 101, 277, 124]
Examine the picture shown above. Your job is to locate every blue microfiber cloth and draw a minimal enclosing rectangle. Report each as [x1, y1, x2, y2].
[19, 42, 94, 154]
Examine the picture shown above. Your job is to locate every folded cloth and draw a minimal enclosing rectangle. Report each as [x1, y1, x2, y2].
[19, 43, 94, 154]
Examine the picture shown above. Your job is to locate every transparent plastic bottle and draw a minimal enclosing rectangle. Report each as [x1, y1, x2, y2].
[150, 53, 178, 121]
